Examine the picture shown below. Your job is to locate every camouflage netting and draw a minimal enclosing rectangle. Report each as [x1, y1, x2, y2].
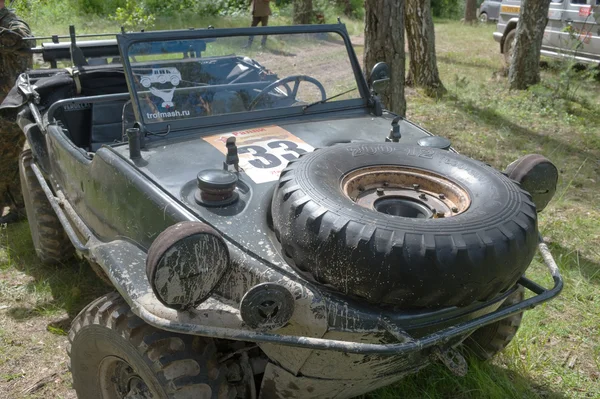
[0, 6, 34, 210]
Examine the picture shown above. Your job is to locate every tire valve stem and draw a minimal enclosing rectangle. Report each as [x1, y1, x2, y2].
[377, 188, 385, 196]
[358, 186, 365, 192]
[438, 193, 445, 200]
[452, 206, 459, 213]
[383, 182, 389, 187]
[413, 184, 420, 191]
[419, 193, 427, 200]
[436, 211, 445, 218]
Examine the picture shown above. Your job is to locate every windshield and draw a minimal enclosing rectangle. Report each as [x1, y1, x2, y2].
[124, 32, 362, 125]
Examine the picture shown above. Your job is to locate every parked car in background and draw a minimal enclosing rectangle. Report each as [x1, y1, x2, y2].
[494, 0, 600, 64]
[478, 0, 502, 23]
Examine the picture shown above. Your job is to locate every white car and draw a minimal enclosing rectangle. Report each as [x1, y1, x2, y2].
[494, 0, 600, 65]
[139, 67, 181, 88]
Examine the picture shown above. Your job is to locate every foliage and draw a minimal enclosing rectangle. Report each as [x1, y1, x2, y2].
[431, 0, 464, 20]
[76, 0, 126, 15]
[109, 0, 155, 31]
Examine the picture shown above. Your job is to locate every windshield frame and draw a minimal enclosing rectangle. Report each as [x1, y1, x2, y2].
[116, 24, 370, 134]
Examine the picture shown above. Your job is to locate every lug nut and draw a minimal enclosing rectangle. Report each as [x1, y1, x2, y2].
[377, 188, 385, 196]
[452, 207, 459, 213]
[412, 184, 420, 190]
[438, 193, 445, 200]
[419, 193, 427, 200]
[431, 208, 437, 214]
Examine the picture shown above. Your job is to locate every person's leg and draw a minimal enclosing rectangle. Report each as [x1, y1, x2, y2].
[244, 16, 262, 48]
[260, 16, 269, 47]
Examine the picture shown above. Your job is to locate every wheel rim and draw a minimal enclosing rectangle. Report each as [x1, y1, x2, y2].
[479, 13, 488, 23]
[341, 166, 471, 218]
[98, 356, 156, 399]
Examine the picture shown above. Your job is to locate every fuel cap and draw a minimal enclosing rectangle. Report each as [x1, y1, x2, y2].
[195, 169, 239, 206]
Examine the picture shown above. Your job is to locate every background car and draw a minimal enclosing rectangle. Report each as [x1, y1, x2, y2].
[494, 0, 600, 64]
[478, 0, 503, 23]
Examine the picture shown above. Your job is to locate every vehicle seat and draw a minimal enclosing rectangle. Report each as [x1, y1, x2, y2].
[90, 100, 129, 151]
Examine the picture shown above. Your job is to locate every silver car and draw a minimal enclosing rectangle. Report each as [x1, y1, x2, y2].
[478, 0, 502, 23]
[493, 0, 600, 64]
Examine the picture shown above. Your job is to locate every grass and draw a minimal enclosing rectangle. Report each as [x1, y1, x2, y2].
[1, 12, 599, 399]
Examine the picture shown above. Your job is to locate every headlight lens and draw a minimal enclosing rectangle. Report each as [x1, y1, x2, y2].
[146, 221, 230, 310]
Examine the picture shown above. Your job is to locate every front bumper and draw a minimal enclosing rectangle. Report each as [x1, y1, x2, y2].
[493, 31, 503, 43]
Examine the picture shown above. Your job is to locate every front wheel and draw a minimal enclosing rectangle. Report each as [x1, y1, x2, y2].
[503, 29, 516, 65]
[479, 12, 488, 23]
[464, 286, 524, 360]
[68, 293, 248, 398]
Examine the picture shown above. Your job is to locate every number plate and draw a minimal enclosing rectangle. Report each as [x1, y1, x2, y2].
[203, 126, 315, 184]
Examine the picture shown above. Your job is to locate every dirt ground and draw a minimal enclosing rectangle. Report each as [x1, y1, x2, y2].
[0, 268, 78, 399]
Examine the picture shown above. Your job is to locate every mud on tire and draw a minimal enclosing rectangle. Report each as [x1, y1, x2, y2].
[68, 292, 244, 398]
[19, 150, 74, 264]
[271, 143, 538, 309]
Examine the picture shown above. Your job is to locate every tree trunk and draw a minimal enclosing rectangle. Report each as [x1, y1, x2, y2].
[405, 0, 446, 97]
[508, 0, 551, 89]
[464, 0, 478, 24]
[364, 0, 406, 116]
[293, 0, 313, 24]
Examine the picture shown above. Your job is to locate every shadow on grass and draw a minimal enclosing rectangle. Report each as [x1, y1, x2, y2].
[445, 94, 600, 165]
[365, 359, 568, 399]
[2, 221, 111, 328]
[437, 55, 498, 70]
[546, 242, 600, 286]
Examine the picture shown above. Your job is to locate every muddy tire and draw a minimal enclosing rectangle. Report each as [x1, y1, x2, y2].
[68, 292, 241, 398]
[465, 286, 525, 359]
[503, 29, 516, 65]
[271, 143, 538, 308]
[19, 150, 74, 264]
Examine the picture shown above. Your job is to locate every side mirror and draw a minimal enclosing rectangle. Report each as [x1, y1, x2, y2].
[369, 62, 390, 94]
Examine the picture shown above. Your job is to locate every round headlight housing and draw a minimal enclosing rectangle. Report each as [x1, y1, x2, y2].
[146, 222, 230, 310]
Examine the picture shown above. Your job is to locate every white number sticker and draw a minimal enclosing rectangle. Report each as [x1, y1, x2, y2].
[203, 126, 314, 184]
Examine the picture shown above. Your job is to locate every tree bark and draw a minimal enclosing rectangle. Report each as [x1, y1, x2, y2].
[293, 0, 314, 24]
[464, 0, 478, 24]
[508, 0, 552, 89]
[364, 0, 406, 116]
[405, 0, 446, 96]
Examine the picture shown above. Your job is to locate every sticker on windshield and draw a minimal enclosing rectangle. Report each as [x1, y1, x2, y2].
[137, 66, 192, 120]
[203, 126, 314, 184]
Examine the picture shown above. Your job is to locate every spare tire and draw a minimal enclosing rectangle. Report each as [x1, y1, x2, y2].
[271, 143, 538, 309]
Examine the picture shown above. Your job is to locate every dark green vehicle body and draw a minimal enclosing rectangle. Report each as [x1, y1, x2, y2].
[6, 23, 563, 398]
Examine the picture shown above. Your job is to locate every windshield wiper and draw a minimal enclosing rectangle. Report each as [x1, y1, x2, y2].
[302, 87, 358, 113]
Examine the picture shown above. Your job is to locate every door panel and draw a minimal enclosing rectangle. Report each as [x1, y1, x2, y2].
[557, 1, 599, 59]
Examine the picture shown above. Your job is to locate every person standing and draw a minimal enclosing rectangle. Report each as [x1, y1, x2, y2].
[244, 0, 271, 48]
[0, 0, 34, 223]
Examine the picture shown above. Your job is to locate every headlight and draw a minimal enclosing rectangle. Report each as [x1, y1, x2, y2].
[146, 221, 230, 310]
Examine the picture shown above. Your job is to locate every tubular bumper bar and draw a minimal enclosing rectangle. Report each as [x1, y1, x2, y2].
[33, 162, 563, 355]
[136, 246, 563, 354]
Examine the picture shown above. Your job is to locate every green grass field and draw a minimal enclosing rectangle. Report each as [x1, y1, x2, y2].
[1, 14, 599, 399]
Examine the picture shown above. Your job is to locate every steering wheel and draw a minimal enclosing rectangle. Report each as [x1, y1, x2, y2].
[248, 75, 327, 110]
